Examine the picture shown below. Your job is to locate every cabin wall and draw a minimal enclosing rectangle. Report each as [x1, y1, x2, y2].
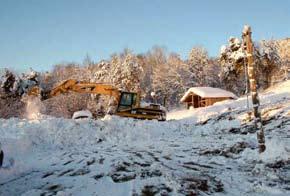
[186, 96, 230, 109]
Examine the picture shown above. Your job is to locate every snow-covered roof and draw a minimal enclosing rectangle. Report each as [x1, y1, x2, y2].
[180, 87, 237, 102]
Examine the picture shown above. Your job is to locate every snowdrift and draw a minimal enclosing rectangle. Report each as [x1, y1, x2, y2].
[0, 80, 289, 196]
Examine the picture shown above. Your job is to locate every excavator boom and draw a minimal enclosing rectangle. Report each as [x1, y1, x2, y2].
[46, 79, 120, 101]
[29, 79, 120, 102]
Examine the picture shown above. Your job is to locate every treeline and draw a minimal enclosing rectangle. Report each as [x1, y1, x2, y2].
[0, 38, 289, 118]
[40, 46, 222, 111]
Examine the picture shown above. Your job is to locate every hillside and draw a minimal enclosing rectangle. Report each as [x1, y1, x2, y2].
[0, 80, 289, 195]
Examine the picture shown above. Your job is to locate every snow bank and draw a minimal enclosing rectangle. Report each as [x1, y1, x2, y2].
[0, 80, 289, 196]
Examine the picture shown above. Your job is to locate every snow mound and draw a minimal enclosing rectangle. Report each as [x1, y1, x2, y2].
[0, 80, 290, 196]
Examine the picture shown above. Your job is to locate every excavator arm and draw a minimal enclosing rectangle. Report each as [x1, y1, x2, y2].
[28, 79, 121, 102]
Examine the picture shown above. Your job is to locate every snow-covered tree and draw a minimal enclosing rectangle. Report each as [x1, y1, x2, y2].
[257, 40, 282, 85]
[152, 53, 188, 107]
[219, 37, 282, 95]
[277, 38, 290, 80]
[204, 58, 222, 88]
[17, 68, 40, 95]
[188, 46, 209, 86]
[219, 37, 247, 95]
[140, 47, 167, 102]
[220, 37, 246, 78]
[1, 69, 16, 93]
[110, 51, 143, 92]
[0, 68, 40, 96]
[90, 60, 111, 83]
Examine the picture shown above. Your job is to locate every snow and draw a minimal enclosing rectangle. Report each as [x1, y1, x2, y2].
[180, 87, 238, 102]
[220, 45, 227, 54]
[140, 101, 166, 112]
[260, 139, 290, 163]
[0, 80, 290, 195]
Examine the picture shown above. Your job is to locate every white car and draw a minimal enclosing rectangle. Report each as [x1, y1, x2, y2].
[72, 110, 93, 120]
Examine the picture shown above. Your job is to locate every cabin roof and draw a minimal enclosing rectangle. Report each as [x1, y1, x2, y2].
[180, 87, 238, 102]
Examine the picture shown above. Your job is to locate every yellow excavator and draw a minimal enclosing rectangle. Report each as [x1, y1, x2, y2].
[28, 79, 166, 121]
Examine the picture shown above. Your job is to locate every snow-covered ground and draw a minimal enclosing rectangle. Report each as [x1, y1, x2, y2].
[0, 81, 290, 196]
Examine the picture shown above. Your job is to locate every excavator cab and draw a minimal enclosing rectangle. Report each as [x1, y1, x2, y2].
[117, 92, 137, 112]
[116, 91, 166, 121]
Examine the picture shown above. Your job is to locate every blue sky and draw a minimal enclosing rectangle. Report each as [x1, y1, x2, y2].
[0, 0, 289, 72]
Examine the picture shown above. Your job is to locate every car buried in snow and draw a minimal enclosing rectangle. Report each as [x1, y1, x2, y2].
[0, 142, 4, 168]
[72, 110, 93, 120]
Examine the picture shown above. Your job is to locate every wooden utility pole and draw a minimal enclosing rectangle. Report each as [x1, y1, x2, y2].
[242, 25, 266, 153]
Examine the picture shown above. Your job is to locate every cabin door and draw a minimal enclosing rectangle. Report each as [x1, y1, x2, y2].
[193, 95, 199, 108]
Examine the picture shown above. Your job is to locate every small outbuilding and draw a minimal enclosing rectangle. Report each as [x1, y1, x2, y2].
[180, 87, 237, 109]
